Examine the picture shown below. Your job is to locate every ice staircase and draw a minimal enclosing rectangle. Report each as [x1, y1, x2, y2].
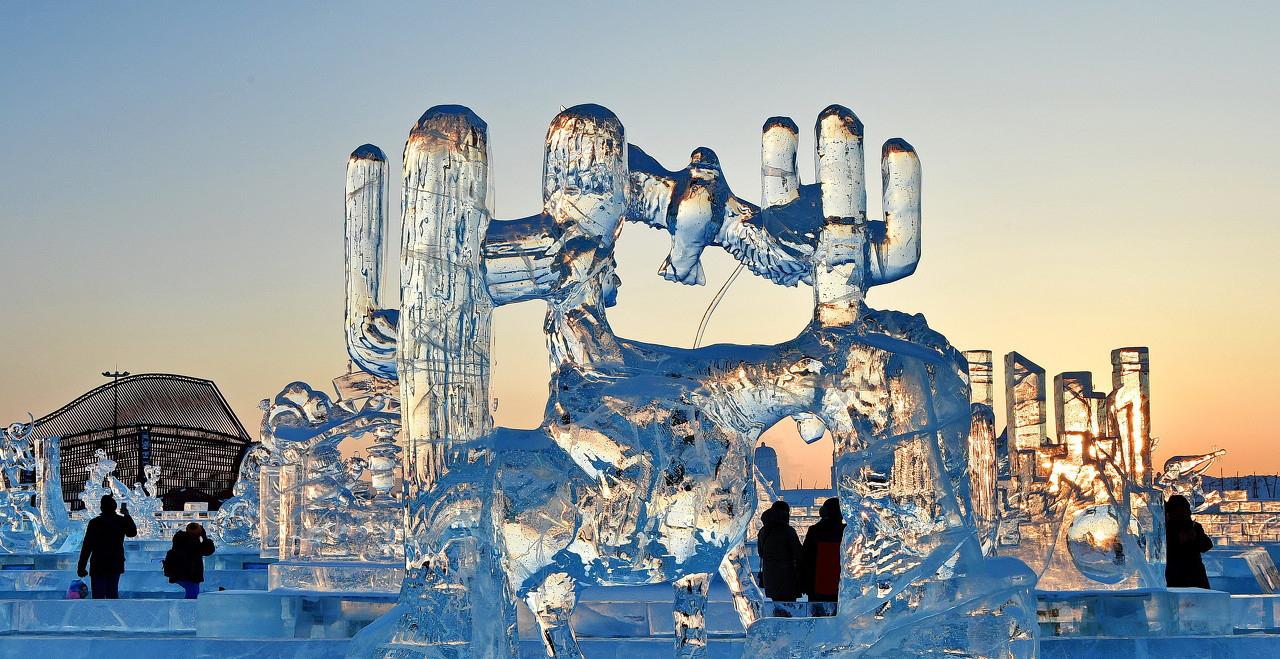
[2, 540, 1280, 657]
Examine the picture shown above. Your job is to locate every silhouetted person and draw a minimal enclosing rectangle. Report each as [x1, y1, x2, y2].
[76, 494, 137, 599]
[1165, 494, 1213, 589]
[165, 522, 215, 599]
[802, 497, 845, 604]
[757, 500, 803, 602]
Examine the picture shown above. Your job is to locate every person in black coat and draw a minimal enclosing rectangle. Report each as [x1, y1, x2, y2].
[802, 497, 845, 603]
[757, 500, 803, 602]
[166, 522, 216, 599]
[1165, 494, 1213, 589]
[76, 494, 138, 599]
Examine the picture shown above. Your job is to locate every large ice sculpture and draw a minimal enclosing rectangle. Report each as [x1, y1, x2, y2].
[348, 103, 1036, 659]
[994, 348, 1163, 590]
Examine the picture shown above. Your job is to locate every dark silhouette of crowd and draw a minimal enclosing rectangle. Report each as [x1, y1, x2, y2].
[757, 497, 846, 609]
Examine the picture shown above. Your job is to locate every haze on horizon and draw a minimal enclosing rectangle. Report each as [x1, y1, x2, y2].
[2, 1, 1277, 488]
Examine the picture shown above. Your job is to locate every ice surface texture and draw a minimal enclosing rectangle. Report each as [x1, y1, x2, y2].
[339, 102, 1035, 659]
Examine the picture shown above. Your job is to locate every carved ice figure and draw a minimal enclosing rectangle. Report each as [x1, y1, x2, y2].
[1158, 449, 1227, 511]
[350, 103, 1035, 659]
[76, 449, 166, 538]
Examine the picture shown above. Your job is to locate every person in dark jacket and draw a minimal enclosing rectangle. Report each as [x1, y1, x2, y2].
[166, 523, 216, 599]
[76, 494, 138, 599]
[757, 500, 803, 602]
[1165, 494, 1213, 589]
[802, 497, 845, 604]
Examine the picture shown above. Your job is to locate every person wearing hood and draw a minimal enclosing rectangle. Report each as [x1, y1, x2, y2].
[757, 500, 803, 602]
[76, 494, 138, 599]
[1165, 494, 1213, 589]
[165, 522, 216, 599]
[802, 497, 845, 604]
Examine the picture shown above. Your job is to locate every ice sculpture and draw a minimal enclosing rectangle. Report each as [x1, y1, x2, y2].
[1158, 449, 1227, 511]
[993, 348, 1163, 590]
[966, 350, 999, 553]
[347, 103, 1036, 659]
[76, 449, 166, 538]
[0, 418, 39, 551]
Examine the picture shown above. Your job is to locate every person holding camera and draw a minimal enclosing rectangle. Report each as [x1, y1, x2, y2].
[76, 494, 138, 599]
[165, 522, 216, 599]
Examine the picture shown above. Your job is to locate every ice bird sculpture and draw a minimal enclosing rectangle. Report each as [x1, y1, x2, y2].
[345, 103, 1036, 659]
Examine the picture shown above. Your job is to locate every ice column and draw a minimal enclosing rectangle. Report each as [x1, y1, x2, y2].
[965, 349, 998, 552]
[366, 106, 503, 657]
[345, 144, 398, 379]
[1004, 352, 1048, 497]
[813, 105, 867, 327]
[1109, 348, 1152, 487]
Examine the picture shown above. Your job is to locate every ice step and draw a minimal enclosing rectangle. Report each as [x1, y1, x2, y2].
[0, 636, 349, 659]
[0, 635, 749, 659]
[196, 590, 396, 639]
[0, 599, 196, 635]
[0, 568, 266, 595]
[0, 550, 274, 571]
[1039, 634, 1280, 658]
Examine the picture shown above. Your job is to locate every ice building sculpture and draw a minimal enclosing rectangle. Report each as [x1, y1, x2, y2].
[1159, 449, 1227, 511]
[345, 102, 1036, 659]
[994, 348, 1163, 590]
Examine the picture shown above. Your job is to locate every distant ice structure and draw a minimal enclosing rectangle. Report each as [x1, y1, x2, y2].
[965, 350, 1000, 553]
[345, 102, 1036, 659]
[76, 449, 165, 538]
[1159, 449, 1228, 511]
[994, 348, 1165, 590]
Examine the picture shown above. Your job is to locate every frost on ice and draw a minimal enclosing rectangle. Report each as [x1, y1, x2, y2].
[341, 102, 1037, 659]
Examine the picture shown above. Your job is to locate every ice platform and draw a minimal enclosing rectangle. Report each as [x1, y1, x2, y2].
[1037, 587, 1233, 637]
[1204, 546, 1280, 594]
[196, 589, 396, 639]
[267, 559, 403, 593]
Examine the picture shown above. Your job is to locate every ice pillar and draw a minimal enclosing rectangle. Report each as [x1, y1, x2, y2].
[813, 105, 867, 327]
[1109, 348, 1152, 487]
[344, 144, 398, 379]
[1004, 352, 1047, 492]
[361, 106, 501, 657]
[965, 350, 998, 551]
[1054, 372, 1106, 468]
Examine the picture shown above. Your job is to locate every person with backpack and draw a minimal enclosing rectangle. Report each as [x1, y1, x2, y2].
[76, 494, 137, 599]
[802, 497, 845, 608]
[164, 522, 215, 599]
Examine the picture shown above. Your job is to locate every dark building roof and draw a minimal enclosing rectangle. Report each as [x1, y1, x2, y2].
[31, 373, 250, 442]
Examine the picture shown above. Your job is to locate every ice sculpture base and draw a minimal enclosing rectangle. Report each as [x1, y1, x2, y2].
[267, 560, 403, 594]
[1203, 547, 1280, 594]
[196, 589, 396, 639]
[1037, 587, 1233, 637]
[1039, 635, 1280, 658]
[0, 598, 196, 634]
[1232, 594, 1280, 632]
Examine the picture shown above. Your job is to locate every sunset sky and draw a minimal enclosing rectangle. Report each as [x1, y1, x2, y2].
[2, 2, 1277, 488]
